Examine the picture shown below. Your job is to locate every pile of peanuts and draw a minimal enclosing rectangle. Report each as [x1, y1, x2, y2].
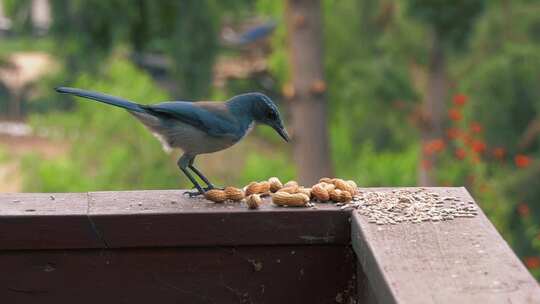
[203, 177, 358, 210]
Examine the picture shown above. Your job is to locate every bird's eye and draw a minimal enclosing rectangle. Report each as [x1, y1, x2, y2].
[267, 111, 277, 120]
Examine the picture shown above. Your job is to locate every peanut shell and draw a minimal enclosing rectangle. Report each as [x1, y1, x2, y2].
[272, 191, 309, 207]
[245, 181, 271, 196]
[321, 182, 335, 192]
[283, 180, 299, 188]
[334, 179, 355, 196]
[225, 187, 245, 201]
[341, 190, 353, 202]
[312, 183, 330, 201]
[204, 189, 227, 203]
[319, 177, 333, 184]
[268, 177, 283, 192]
[347, 180, 358, 195]
[329, 189, 343, 202]
[246, 194, 262, 209]
[298, 187, 312, 199]
[277, 185, 299, 194]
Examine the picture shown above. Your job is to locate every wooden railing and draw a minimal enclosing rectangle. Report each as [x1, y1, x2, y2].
[1, 187, 539, 303]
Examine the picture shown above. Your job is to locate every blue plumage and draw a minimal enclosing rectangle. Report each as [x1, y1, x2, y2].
[55, 87, 145, 113]
[143, 101, 239, 138]
[55, 87, 289, 196]
[237, 21, 276, 45]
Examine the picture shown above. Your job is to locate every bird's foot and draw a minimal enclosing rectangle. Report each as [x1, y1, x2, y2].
[183, 189, 204, 197]
[183, 186, 224, 198]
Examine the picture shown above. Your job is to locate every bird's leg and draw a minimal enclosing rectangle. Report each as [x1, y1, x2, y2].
[188, 158, 220, 191]
[189, 165, 218, 191]
[178, 154, 205, 197]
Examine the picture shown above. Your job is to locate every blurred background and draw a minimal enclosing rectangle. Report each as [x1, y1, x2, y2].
[0, 0, 539, 278]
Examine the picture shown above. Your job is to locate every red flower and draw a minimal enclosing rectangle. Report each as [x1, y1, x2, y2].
[392, 100, 406, 109]
[446, 128, 460, 140]
[421, 159, 432, 170]
[453, 94, 468, 106]
[518, 203, 530, 217]
[525, 257, 540, 269]
[462, 133, 473, 145]
[455, 148, 466, 160]
[424, 138, 446, 155]
[492, 147, 506, 160]
[448, 108, 462, 121]
[470, 122, 483, 133]
[515, 154, 532, 168]
[471, 140, 487, 154]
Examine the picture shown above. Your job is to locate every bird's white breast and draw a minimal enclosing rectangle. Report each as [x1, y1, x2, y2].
[132, 111, 255, 155]
[243, 121, 255, 139]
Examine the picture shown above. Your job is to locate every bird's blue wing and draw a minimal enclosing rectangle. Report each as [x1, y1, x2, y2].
[143, 101, 238, 138]
[238, 21, 276, 45]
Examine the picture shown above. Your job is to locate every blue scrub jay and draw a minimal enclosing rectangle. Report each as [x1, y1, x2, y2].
[55, 87, 289, 196]
[223, 21, 277, 46]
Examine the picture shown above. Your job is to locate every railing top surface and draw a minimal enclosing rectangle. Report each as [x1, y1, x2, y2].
[0, 188, 351, 250]
[1, 187, 540, 303]
[351, 187, 540, 304]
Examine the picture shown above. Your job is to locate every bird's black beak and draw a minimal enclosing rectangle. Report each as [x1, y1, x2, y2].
[273, 125, 290, 142]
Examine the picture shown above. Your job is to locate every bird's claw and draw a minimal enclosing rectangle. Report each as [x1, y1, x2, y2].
[183, 190, 204, 197]
[183, 186, 224, 198]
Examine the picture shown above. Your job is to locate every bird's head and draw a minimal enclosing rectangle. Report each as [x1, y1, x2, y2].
[231, 93, 289, 142]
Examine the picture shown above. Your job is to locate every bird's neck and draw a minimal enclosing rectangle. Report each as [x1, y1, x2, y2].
[226, 97, 256, 132]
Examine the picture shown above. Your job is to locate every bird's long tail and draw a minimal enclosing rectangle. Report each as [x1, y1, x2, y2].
[55, 87, 146, 113]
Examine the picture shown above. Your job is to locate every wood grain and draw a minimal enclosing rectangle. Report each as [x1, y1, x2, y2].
[0, 190, 350, 250]
[88, 190, 350, 248]
[351, 187, 540, 304]
[3, 187, 539, 304]
[0, 245, 356, 304]
[0, 193, 101, 250]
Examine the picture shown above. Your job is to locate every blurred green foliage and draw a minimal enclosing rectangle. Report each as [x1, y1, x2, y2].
[453, 0, 540, 277]
[22, 57, 181, 191]
[238, 152, 296, 186]
[2, 0, 33, 34]
[46, 0, 248, 98]
[463, 45, 540, 152]
[407, 0, 485, 47]
[257, 0, 420, 184]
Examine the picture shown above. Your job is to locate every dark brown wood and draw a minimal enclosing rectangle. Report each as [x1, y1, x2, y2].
[88, 190, 350, 248]
[0, 190, 350, 250]
[0, 193, 102, 250]
[2, 187, 538, 303]
[0, 245, 356, 304]
[357, 262, 379, 304]
[351, 187, 540, 304]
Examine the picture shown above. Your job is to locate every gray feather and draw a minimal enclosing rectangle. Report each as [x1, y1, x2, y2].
[56, 87, 145, 113]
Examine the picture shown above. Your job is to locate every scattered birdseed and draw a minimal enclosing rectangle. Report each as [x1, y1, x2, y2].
[341, 189, 478, 225]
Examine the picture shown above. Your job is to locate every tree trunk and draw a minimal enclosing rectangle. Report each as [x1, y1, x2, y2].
[8, 93, 21, 119]
[419, 33, 447, 186]
[285, 0, 333, 185]
[31, 0, 51, 35]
